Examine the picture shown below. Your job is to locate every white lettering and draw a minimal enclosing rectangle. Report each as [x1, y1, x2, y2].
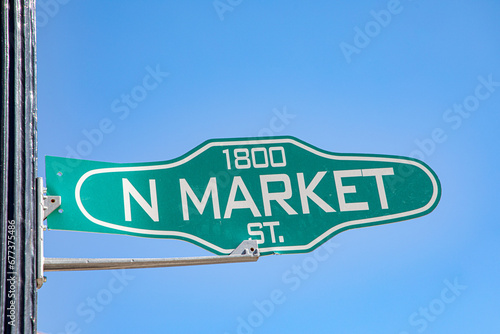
[297, 172, 335, 214]
[122, 178, 159, 222]
[260, 174, 298, 216]
[333, 170, 369, 212]
[263, 221, 280, 243]
[180, 177, 221, 220]
[224, 176, 261, 218]
[361, 168, 394, 209]
[247, 222, 264, 244]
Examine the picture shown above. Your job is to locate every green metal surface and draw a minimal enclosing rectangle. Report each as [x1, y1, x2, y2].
[46, 136, 441, 255]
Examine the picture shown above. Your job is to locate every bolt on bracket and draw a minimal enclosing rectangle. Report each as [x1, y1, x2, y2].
[42, 195, 61, 220]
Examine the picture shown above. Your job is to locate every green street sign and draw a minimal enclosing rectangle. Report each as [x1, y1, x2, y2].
[46, 136, 441, 255]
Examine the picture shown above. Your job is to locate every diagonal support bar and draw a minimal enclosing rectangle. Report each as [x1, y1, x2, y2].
[43, 240, 259, 272]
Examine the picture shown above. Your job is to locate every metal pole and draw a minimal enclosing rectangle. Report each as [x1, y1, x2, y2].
[1, 0, 38, 333]
[44, 254, 259, 272]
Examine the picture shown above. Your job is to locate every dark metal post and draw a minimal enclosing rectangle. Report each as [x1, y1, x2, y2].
[1, 0, 38, 333]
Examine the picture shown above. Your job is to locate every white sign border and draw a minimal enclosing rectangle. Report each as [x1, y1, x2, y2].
[74, 138, 440, 255]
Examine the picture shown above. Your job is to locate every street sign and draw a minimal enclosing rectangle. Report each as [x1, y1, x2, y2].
[46, 136, 441, 255]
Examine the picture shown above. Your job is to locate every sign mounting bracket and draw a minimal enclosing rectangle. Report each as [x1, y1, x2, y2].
[36, 177, 59, 289]
[43, 240, 259, 272]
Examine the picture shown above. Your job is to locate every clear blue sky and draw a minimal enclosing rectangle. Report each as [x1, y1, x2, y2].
[36, 1, 500, 333]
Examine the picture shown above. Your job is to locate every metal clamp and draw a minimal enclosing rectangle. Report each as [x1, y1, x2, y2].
[42, 196, 61, 221]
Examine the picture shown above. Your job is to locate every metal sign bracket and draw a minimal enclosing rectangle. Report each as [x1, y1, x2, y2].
[36, 177, 61, 289]
[43, 240, 259, 272]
